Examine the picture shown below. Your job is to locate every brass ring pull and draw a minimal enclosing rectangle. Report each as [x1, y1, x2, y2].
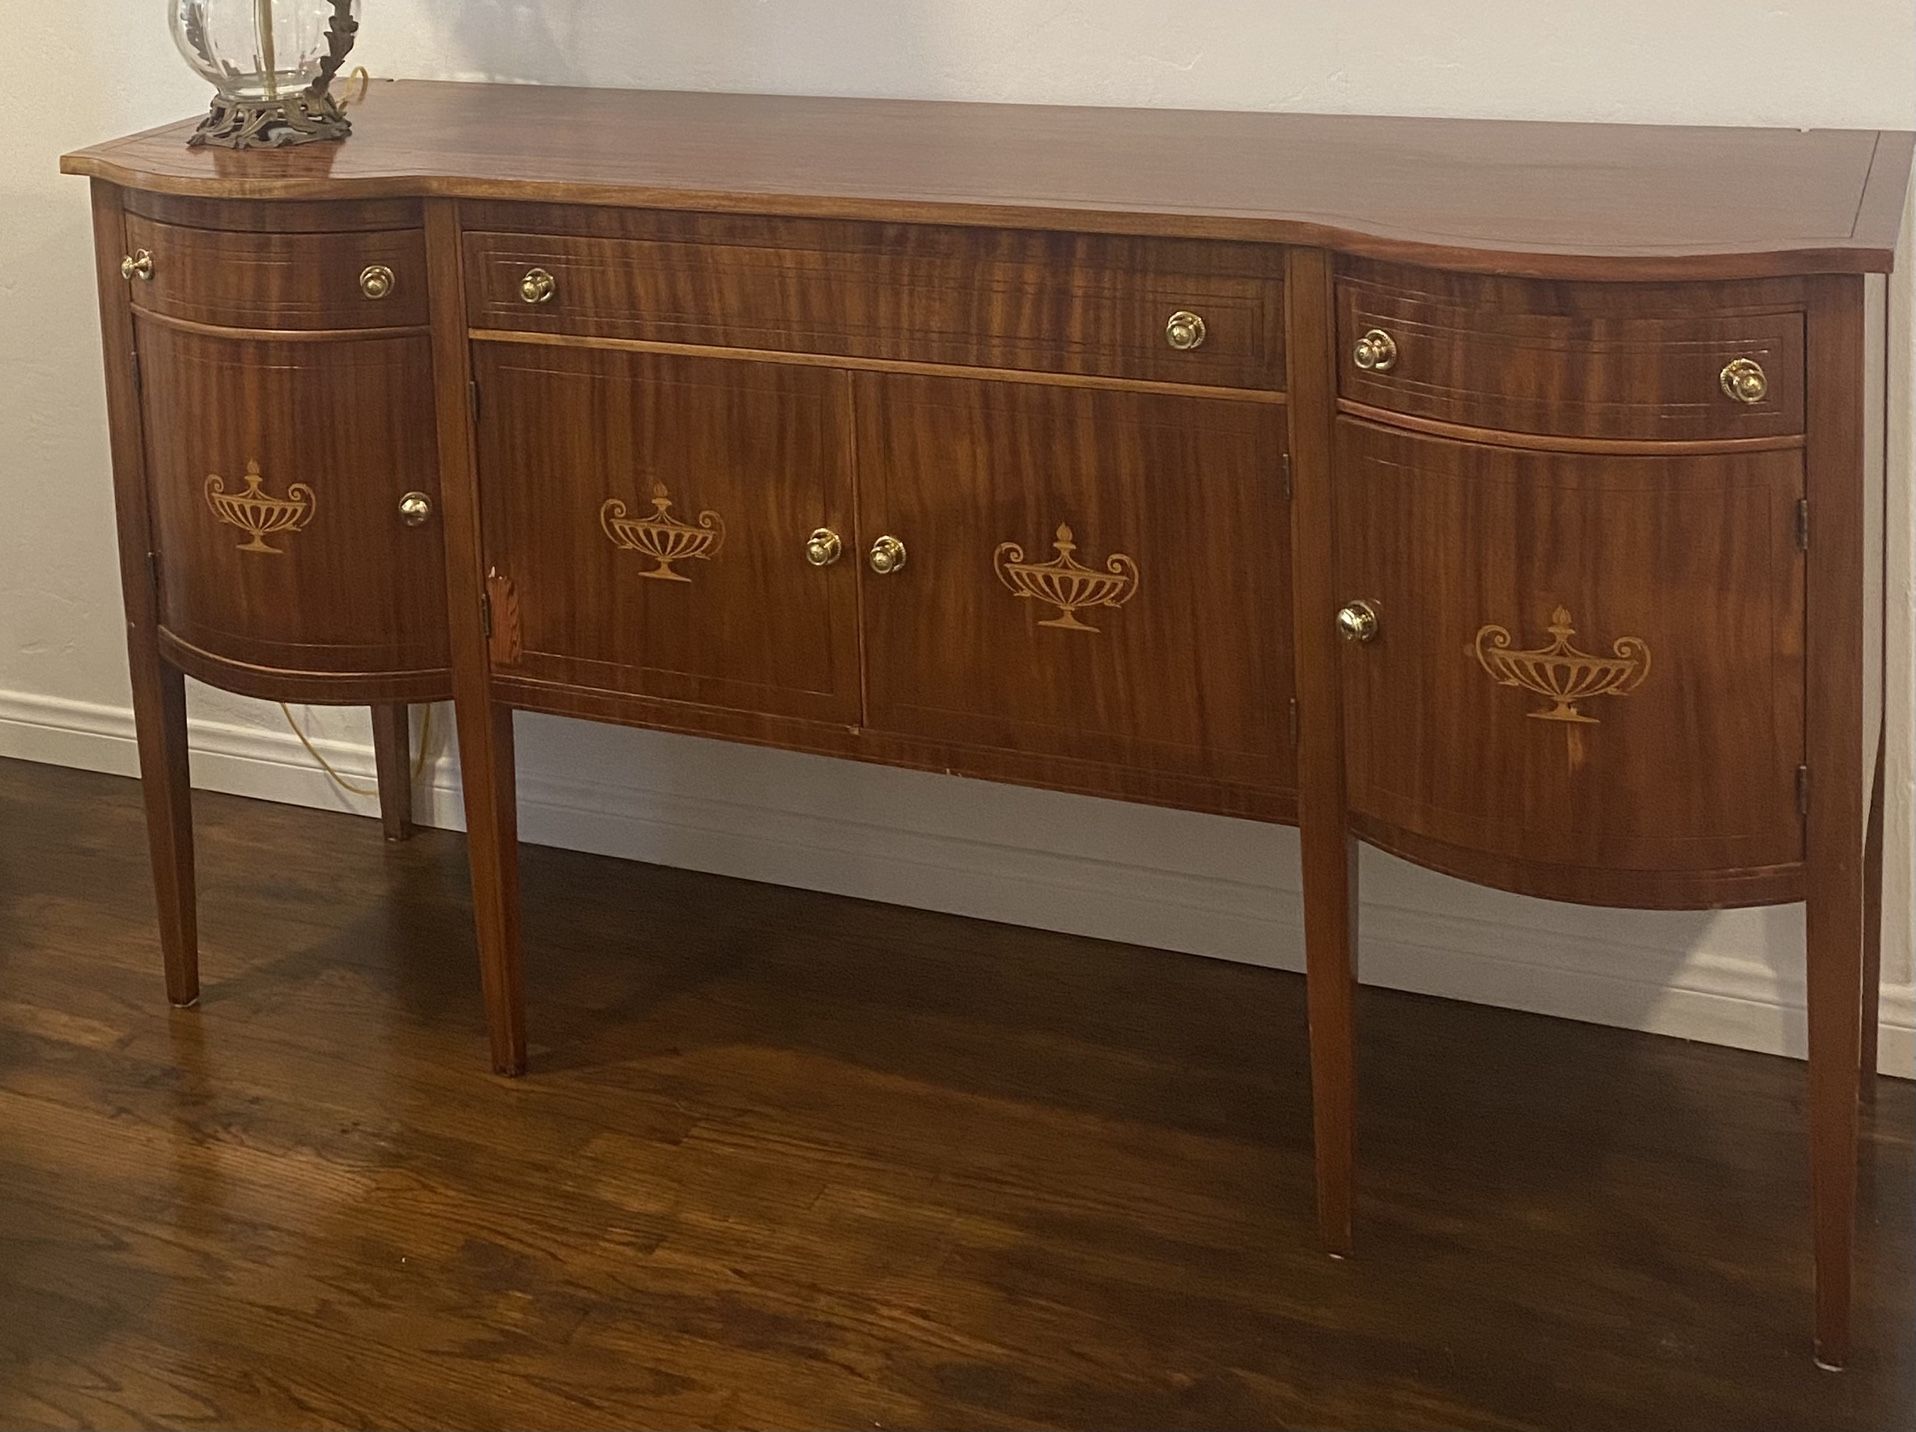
[1352, 329, 1398, 373]
[359, 264, 396, 300]
[121, 250, 154, 282]
[805, 529, 843, 567]
[398, 491, 433, 527]
[520, 267, 557, 305]
[1165, 311, 1208, 352]
[1720, 357, 1768, 405]
[1336, 600, 1380, 643]
[869, 535, 907, 575]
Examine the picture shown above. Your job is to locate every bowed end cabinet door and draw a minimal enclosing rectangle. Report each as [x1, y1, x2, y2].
[472, 342, 859, 723]
[1334, 418, 1806, 894]
[855, 372, 1294, 803]
[135, 318, 449, 692]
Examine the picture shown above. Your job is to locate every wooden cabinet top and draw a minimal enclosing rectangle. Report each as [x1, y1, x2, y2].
[65, 80, 1911, 280]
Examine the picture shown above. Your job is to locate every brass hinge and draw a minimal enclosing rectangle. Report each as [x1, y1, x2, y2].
[130, 349, 142, 394]
[468, 378, 481, 424]
[146, 550, 161, 599]
[1289, 696, 1300, 750]
[480, 591, 493, 639]
[1281, 451, 1293, 502]
[1797, 764, 1811, 817]
[1796, 498, 1810, 552]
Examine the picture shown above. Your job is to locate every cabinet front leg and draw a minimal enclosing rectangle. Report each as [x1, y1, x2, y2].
[1302, 821, 1359, 1255]
[457, 699, 525, 1076]
[1806, 825, 1863, 1370]
[370, 703, 415, 843]
[128, 639, 198, 1007]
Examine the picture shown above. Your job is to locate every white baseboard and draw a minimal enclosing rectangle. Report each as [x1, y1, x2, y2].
[1, 686, 1908, 1078]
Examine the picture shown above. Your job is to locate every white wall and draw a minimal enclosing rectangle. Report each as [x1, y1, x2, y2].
[3, 2, 1912, 1073]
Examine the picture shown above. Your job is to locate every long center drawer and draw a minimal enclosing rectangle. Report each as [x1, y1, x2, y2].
[461, 210, 1285, 391]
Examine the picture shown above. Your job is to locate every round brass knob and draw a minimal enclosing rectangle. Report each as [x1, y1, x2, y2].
[869, 535, 907, 575]
[1165, 311, 1208, 352]
[359, 264, 396, 300]
[520, 267, 557, 305]
[1720, 357, 1768, 405]
[1336, 600, 1380, 644]
[121, 250, 154, 282]
[805, 528, 843, 567]
[398, 491, 434, 528]
[1352, 329, 1398, 373]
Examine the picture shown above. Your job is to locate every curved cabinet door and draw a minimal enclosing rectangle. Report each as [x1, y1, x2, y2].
[136, 319, 449, 692]
[1334, 418, 1805, 882]
[472, 342, 859, 723]
[856, 371, 1294, 796]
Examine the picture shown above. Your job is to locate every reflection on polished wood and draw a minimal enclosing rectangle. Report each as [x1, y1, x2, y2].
[0, 758, 1910, 1432]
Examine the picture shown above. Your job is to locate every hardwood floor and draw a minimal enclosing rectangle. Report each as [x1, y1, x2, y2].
[0, 755, 1908, 1431]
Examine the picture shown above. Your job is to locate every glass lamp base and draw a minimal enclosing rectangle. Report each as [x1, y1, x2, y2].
[188, 88, 352, 150]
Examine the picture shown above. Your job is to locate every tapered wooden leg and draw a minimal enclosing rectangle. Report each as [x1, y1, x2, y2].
[1302, 824, 1359, 1254]
[128, 639, 198, 1007]
[370, 704, 415, 843]
[1860, 737, 1885, 1103]
[456, 700, 525, 1076]
[1806, 837, 1864, 1370]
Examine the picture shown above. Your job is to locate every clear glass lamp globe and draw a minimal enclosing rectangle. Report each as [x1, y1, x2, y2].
[171, 0, 360, 104]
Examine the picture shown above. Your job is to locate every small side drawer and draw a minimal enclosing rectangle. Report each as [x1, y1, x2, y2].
[1335, 259, 1804, 442]
[463, 214, 1285, 390]
[122, 215, 429, 330]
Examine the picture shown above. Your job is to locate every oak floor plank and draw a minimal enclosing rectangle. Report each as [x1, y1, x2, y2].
[0, 757, 1909, 1431]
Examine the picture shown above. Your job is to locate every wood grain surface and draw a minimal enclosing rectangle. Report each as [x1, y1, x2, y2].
[1, 757, 1910, 1432]
[463, 209, 1285, 390]
[61, 82, 1912, 279]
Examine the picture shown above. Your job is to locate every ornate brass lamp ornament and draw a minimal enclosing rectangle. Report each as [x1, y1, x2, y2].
[994, 524, 1140, 633]
[1474, 605, 1651, 724]
[205, 460, 316, 554]
[601, 483, 726, 582]
[172, 0, 360, 150]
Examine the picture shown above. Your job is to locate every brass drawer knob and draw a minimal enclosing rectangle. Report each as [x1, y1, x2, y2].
[1336, 599, 1380, 643]
[398, 491, 434, 527]
[1720, 357, 1768, 404]
[1352, 329, 1398, 372]
[359, 264, 396, 300]
[520, 267, 557, 305]
[121, 250, 154, 282]
[869, 535, 907, 575]
[805, 528, 843, 567]
[1165, 311, 1208, 352]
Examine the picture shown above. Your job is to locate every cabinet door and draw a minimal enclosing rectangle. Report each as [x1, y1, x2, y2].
[857, 372, 1293, 792]
[474, 342, 858, 722]
[137, 319, 448, 680]
[1335, 418, 1805, 873]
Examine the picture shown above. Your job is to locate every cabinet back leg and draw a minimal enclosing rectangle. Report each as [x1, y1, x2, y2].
[130, 649, 198, 1007]
[370, 703, 416, 843]
[457, 701, 526, 1076]
[1860, 735, 1885, 1103]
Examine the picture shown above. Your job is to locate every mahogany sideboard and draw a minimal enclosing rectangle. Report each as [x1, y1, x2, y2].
[65, 82, 1911, 1367]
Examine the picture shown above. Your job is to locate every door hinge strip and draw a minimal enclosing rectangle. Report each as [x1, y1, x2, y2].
[1281, 451, 1293, 502]
[146, 550, 161, 600]
[1289, 697, 1300, 751]
[469, 378, 481, 424]
[1796, 498, 1810, 552]
[130, 349, 142, 394]
[1797, 764, 1810, 817]
[480, 591, 493, 639]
